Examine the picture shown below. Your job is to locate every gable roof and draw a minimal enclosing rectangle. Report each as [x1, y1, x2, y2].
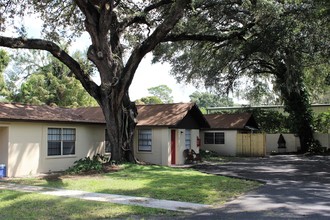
[0, 102, 210, 128]
[136, 103, 209, 128]
[204, 112, 258, 130]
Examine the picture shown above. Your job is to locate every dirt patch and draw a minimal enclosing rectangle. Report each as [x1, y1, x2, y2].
[40, 164, 122, 181]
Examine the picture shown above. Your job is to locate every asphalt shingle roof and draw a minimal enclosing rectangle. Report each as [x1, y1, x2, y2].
[0, 103, 86, 123]
[0, 102, 205, 127]
[204, 112, 256, 130]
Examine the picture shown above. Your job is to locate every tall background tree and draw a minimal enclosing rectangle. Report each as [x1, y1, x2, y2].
[135, 96, 163, 105]
[147, 84, 173, 104]
[0, 49, 9, 98]
[4, 1, 320, 158]
[4, 50, 97, 107]
[189, 91, 234, 113]
[135, 84, 172, 104]
[153, 0, 330, 153]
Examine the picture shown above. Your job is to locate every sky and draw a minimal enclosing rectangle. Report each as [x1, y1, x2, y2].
[5, 15, 201, 103]
[69, 33, 200, 103]
[128, 55, 200, 102]
[4, 13, 247, 104]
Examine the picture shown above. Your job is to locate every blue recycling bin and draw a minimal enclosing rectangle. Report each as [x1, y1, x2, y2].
[0, 164, 6, 178]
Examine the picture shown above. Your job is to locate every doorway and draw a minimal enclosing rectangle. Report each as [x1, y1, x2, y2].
[171, 130, 176, 165]
[0, 127, 9, 167]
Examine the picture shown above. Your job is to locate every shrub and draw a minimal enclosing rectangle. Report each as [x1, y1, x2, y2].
[307, 140, 327, 155]
[66, 154, 110, 174]
[313, 111, 330, 133]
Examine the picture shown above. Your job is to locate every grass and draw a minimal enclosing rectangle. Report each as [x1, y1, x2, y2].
[0, 190, 173, 220]
[6, 164, 261, 205]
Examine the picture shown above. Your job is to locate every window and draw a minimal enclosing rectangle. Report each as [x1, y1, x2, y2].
[204, 132, 225, 145]
[48, 128, 76, 156]
[105, 129, 111, 153]
[185, 129, 191, 149]
[138, 129, 152, 152]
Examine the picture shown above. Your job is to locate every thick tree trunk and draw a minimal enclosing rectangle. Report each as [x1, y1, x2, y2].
[275, 54, 315, 153]
[0, 0, 191, 163]
[282, 88, 314, 153]
[99, 90, 137, 162]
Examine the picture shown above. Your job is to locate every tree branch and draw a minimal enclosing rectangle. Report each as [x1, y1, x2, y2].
[143, 0, 173, 13]
[74, 0, 104, 47]
[163, 22, 255, 43]
[0, 36, 101, 100]
[121, 0, 191, 94]
[119, 0, 173, 31]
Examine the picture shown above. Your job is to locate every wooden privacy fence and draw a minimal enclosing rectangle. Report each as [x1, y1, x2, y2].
[237, 133, 266, 157]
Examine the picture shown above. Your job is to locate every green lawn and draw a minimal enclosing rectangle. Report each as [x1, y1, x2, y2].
[7, 164, 261, 205]
[0, 190, 173, 220]
[3, 164, 262, 219]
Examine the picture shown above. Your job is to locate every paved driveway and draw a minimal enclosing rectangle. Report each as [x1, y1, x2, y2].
[182, 155, 330, 219]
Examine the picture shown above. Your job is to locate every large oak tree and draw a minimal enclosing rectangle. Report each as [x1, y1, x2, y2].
[0, 1, 254, 161]
[153, 0, 330, 153]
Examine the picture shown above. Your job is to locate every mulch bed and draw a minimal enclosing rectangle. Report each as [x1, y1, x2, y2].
[40, 164, 122, 181]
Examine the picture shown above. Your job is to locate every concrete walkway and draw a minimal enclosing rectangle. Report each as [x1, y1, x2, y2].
[0, 182, 211, 213]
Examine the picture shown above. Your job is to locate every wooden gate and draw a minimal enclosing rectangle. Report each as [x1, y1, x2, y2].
[237, 133, 266, 157]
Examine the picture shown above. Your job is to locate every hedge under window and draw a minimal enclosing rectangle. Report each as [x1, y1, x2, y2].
[48, 128, 76, 156]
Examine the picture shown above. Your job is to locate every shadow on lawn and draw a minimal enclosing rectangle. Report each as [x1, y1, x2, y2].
[97, 164, 258, 204]
[0, 190, 171, 219]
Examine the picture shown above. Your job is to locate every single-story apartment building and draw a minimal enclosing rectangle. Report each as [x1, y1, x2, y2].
[201, 113, 261, 156]
[0, 102, 209, 177]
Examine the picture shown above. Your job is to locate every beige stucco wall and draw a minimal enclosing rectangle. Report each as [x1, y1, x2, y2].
[266, 133, 330, 154]
[175, 129, 200, 164]
[134, 128, 169, 165]
[5, 122, 105, 177]
[200, 130, 237, 156]
[4, 120, 203, 176]
[8, 122, 42, 177]
[314, 133, 330, 149]
[134, 128, 200, 166]
[266, 134, 300, 153]
[0, 126, 9, 168]
[39, 124, 105, 175]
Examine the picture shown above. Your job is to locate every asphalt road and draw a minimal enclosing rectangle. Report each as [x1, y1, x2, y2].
[180, 155, 330, 220]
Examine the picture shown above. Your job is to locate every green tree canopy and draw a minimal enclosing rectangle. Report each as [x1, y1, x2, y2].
[0, 0, 201, 161]
[11, 72, 97, 107]
[153, 0, 330, 153]
[0, 49, 9, 97]
[5, 50, 97, 107]
[0, 49, 9, 73]
[147, 85, 173, 104]
[136, 96, 163, 105]
[0, 0, 268, 161]
[189, 91, 233, 113]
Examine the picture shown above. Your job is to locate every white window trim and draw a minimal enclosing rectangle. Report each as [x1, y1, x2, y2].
[185, 129, 191, 149]
[204, 131, 225, 145]
[47, 127, 76, 157]
[138, 129, 152, 152]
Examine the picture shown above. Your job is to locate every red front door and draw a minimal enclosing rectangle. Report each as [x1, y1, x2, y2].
[171, 130, 176, 165]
